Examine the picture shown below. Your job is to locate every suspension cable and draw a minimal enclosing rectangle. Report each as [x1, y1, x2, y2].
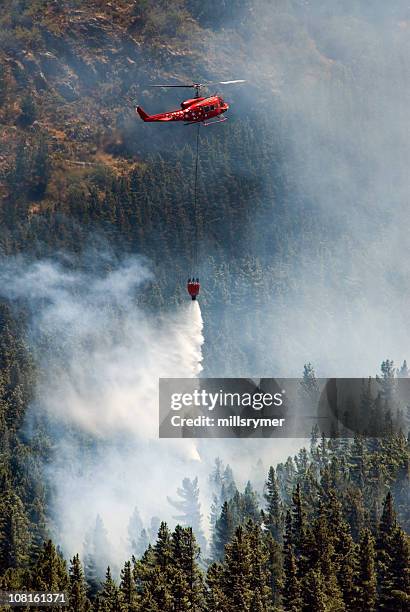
[193, 122, 200, 271]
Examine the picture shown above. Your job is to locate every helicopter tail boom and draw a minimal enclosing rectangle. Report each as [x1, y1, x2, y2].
[136, 106, 151, 121]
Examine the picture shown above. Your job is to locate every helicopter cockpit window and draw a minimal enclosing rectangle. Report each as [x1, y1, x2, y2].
[204, 106, 210, 112]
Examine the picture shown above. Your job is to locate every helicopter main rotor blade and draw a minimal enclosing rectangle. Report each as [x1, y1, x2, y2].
[149, 80, 246, 88]
[199, 79, 246, 86]
[217, 79, 246, 84]
[150, 84, 198, 88]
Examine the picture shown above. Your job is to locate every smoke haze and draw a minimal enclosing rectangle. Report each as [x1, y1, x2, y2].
[200, 0, 410, 377]
[2, 0, 410, 571]
[0, 257, 205, 559]
[0, 256, 299, 567]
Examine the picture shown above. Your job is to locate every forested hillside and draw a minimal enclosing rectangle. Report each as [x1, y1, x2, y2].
[1, 342, 409, 611]
[2, 0, 410, 374]
[0, 0, 409, 610]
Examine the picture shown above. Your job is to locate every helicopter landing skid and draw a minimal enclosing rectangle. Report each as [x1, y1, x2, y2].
[203, 117, 228, 127]
[184, 117, 228, 127]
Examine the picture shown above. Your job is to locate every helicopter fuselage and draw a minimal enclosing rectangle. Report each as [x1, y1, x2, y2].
[137, 95, 229, 125]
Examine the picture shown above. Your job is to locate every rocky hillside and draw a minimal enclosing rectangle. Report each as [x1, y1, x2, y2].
[0, 0, 245, 205]
[1, 0, 346, 209]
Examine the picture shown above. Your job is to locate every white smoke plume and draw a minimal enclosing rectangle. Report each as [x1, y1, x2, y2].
[2, 257, 203, 438]
[0, 255, 301, 568]
[0, 257, 209, 558]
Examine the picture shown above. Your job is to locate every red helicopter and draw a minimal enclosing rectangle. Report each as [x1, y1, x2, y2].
[137, 80, 245, 300]
[136, 80, 245, 126]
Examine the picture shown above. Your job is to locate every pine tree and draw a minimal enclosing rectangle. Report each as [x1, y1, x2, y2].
[134, 528, 149, 559]
[247, 522, 272, 611]
[264, 531, 283, 609]
[120, 560, 137, 610]
[222, 525, 253, 611]
[0, 487, 31, 571]
[32, 540, 69, 592]
[134, 525, 175, 608]
[377, 491, 397, 609]
[343, 485, 365, 542]
[154, 522, 173, 573]
[356, 529, 376, 612]
[83, 515, 111, 597]
[242, 481, 261, 524]
[223, 465, 237, 500]
[326, 492, 357, 608]
[276, 457, 296, 505]
[140, 566, 172, 612]
[294, 448, 309, 480]
[291, 484, 306, 564]
[128, 507, 144, 556]
[310, 502, 345, 610]
[318, 432, 329, 470]
[29, 496, 49, 564]
[171, 566, 191, 612]
[301, 568, 327, 612]
[133, 544, 155, 596]
[397, 360, 409, 378]
[210, 493, 222, 532]
[377, 491, 396, 544]
[377, 359, 396, 403]
[388, 526, 410, 610]
[171, 525, 204, 609]
[209, 457, 224, 495]
[167, 477, 206, 554]
[263, 466, 282, 541]
[68, 554, 90, 612]
[212, 501, 234, 560]
[300, 363, 319, 403]
[149, 517, 161, 544]
[375, 490, 410, 610]
[282, 511, 302, 612]
[98, 567, 121, 612]
[209, 458, 230, 531]
[392, 453, 410, 532]
[349, 434, 366, 488]
[310, 424, 320, 457]
[206, 562, 227, 612]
